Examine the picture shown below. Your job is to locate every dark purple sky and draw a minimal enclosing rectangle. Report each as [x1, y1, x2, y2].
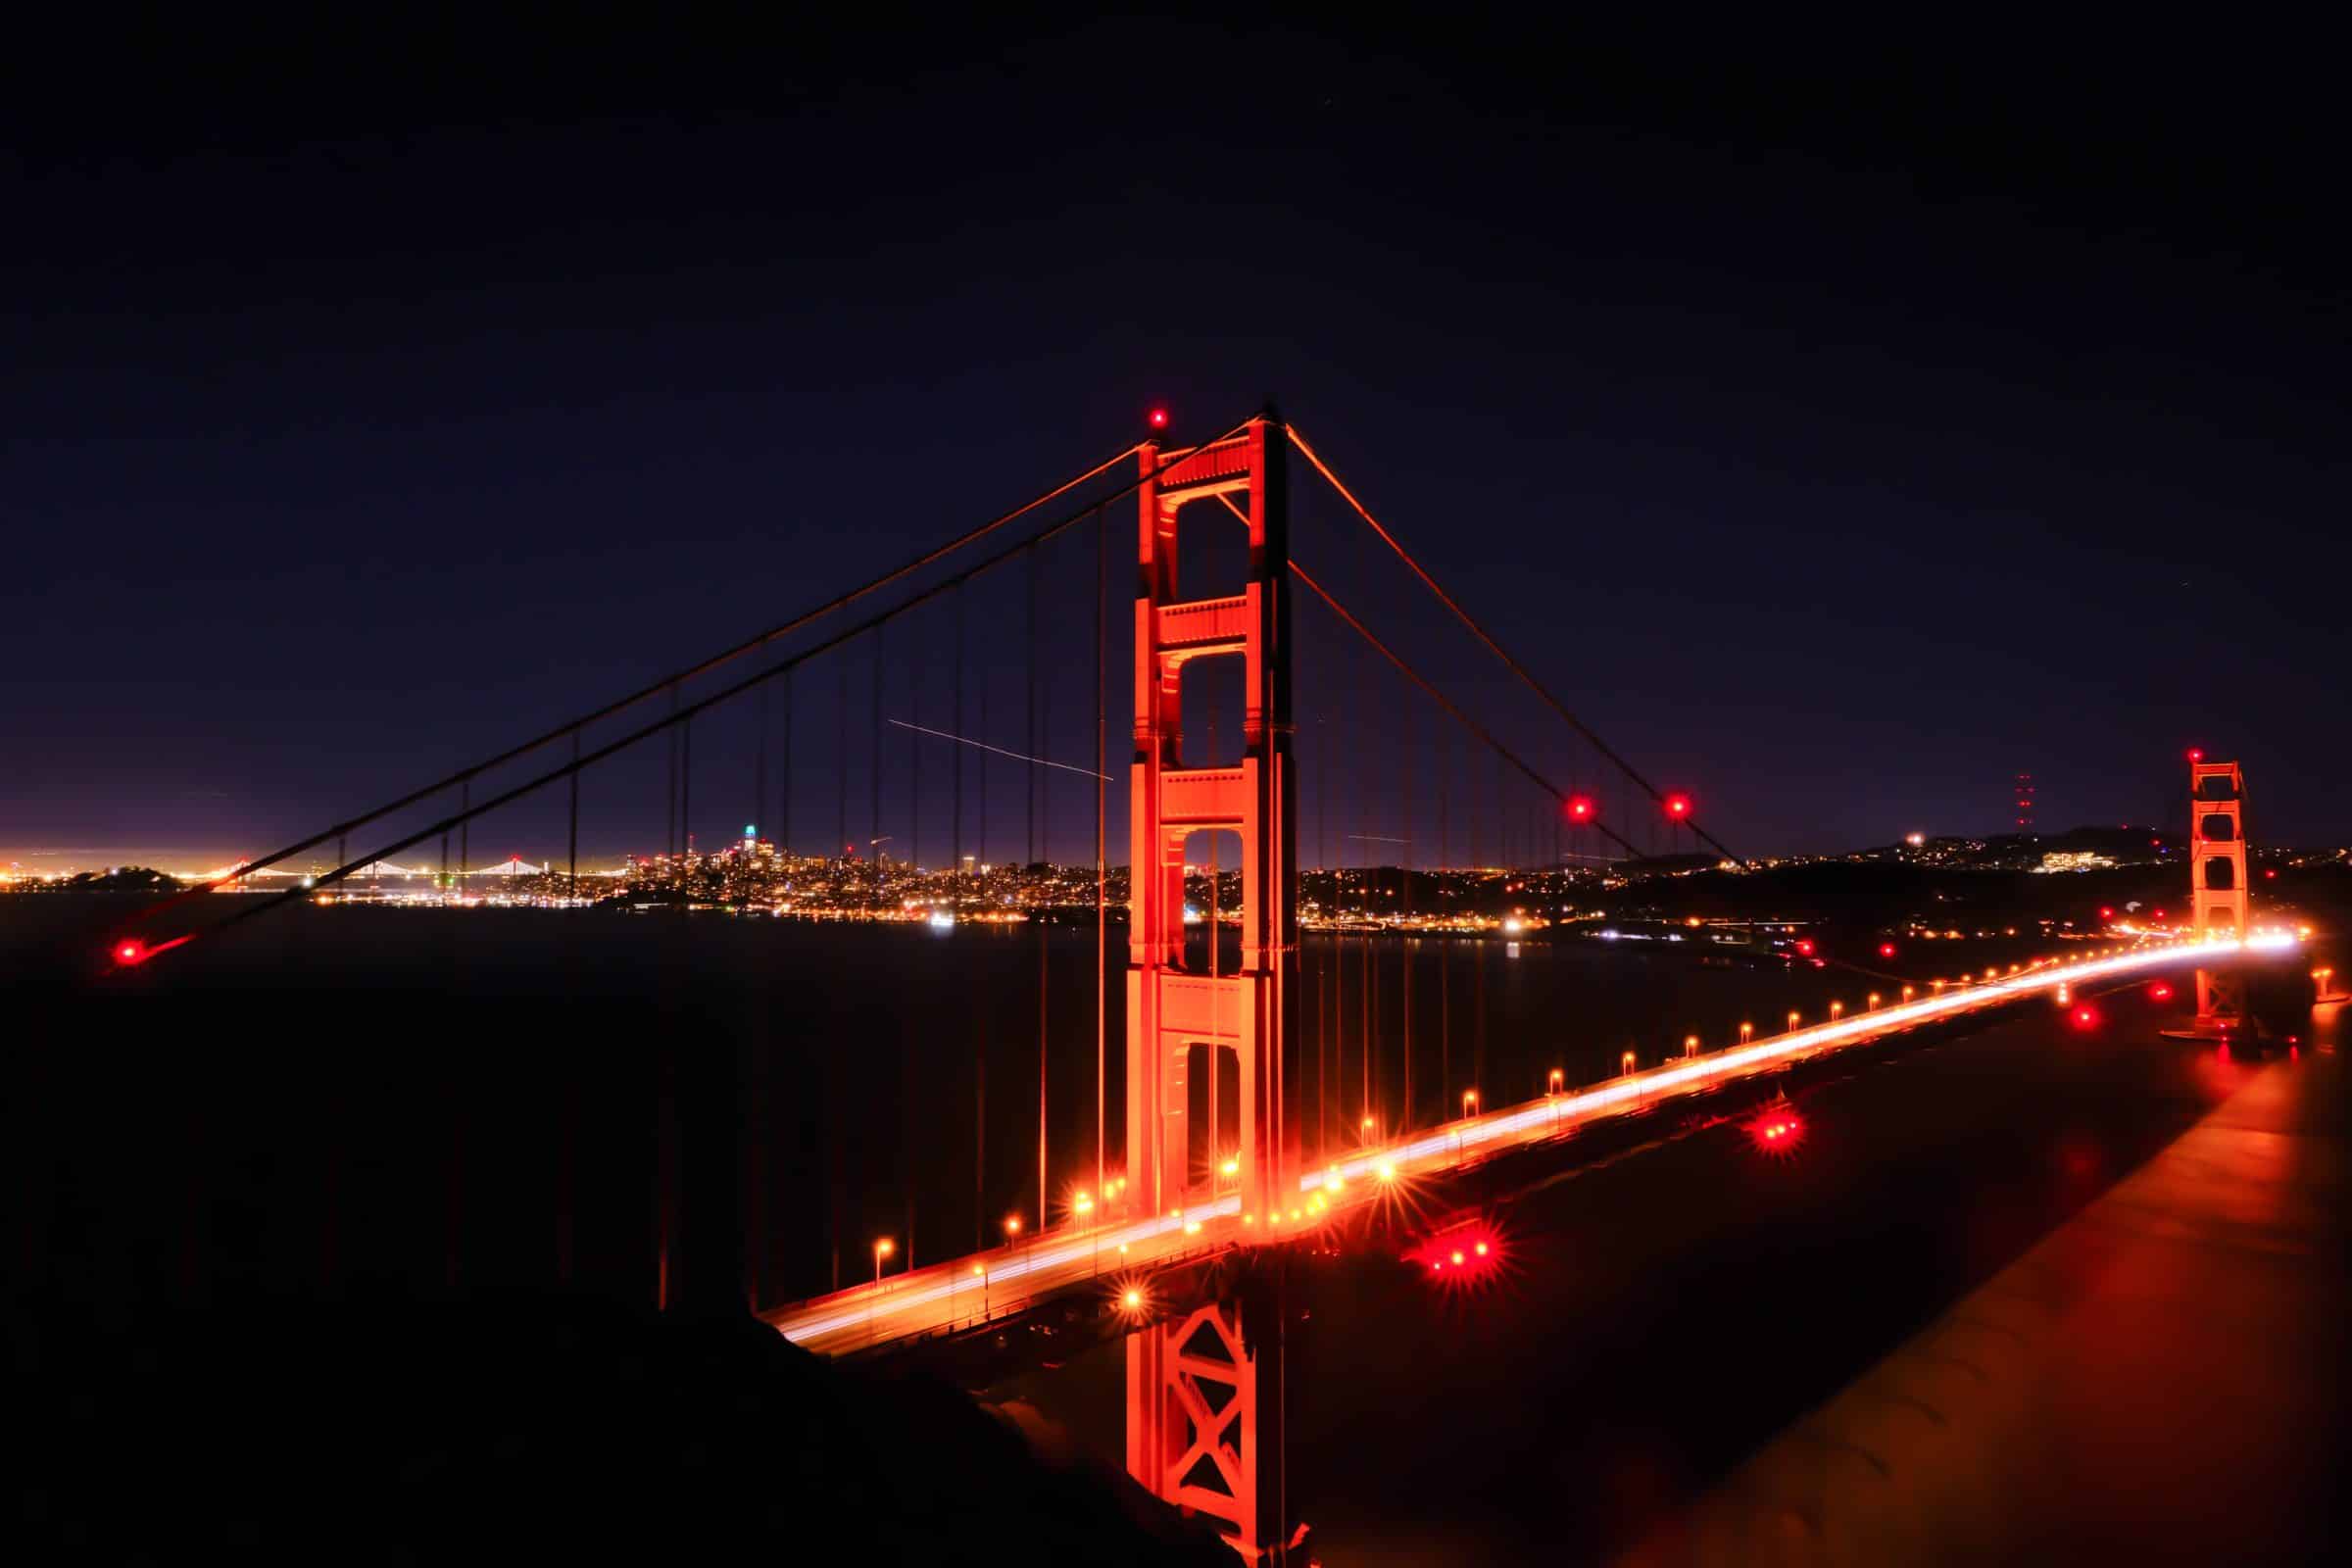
[4, 18, 2343, 867]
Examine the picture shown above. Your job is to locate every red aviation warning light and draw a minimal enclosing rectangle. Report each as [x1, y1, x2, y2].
[1748, 1102, 1805, 1155]
[2187, 748, 2203, 762]
[2072, 1004, 2100, 1030]
[1879, 943, 1897, 958]
[1663, 793, 1691, 819]
[2150, 982, 2174, 1002]
[1147, 407, 1169, 431]
[1565, 796, 1594, 823]
[1794, 938, 1816, 956]
[109, 933, 188, 966]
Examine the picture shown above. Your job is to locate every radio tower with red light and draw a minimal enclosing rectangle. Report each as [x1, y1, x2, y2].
[2012, 772, 2034, 835]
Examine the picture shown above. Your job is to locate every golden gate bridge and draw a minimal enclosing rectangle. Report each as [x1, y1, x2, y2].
[104, 407, 2290, 1560]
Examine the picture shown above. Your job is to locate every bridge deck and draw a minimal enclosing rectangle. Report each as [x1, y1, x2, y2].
[1655, 1001, 2346, 1565]
[761, 936, 2293, 1355]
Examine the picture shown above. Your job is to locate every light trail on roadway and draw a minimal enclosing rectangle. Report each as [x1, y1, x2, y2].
[763, 933, 2297, 1355]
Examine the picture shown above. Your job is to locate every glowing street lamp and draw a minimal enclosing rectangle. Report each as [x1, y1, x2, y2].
[869, 1237, 894, 1332]
[1740, 1021, 1754, 1045]
[1547, 1067, 1565, 1095]
[1683, 1034, 1700, 1057]
[973, 1261, 988, 1321]
[1787, 1010, 1801, 1034]
[1829, 1001, 1843, 1021]
[1462, 1088, 1479, 1117]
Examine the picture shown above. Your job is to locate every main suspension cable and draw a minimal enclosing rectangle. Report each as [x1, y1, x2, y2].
[1289, 559, 1642, 858]
[1289, 424, 1740, 863]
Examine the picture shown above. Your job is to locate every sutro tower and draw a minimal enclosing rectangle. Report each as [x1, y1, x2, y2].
[2012, 772, 2035, 834]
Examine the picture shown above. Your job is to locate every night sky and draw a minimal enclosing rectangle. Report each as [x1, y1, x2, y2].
[6, 18, 2343, 865]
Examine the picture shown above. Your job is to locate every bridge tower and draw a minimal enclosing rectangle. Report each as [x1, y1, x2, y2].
[1125, 413, 1298, 1559]
[2190, 758, 2249, 1026]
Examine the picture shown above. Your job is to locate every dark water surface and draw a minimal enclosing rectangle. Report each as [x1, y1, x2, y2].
[8, 898, 1838, 1311]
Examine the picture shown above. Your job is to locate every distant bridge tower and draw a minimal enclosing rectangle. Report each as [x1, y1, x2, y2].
[1125, 413, 1298, 1559]
[2190, 758, 2249, 1027]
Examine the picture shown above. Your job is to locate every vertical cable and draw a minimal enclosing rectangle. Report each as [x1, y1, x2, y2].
[953, 584, 965, 902]
[1036, 564, 1050, 1234]
[870, 623, 883, 871]
[1026, 543, 1039, 867]
[836, 648, 849, 863]
[1401, 694, 1413, 1132]
[680, 716, 693, 866]
[977, 628, 989, 878]
[1440, 723, 1451, 1112]
[780, 669, 794, 857]
[1094, 503, 1108, 1203]
[756, 674, 769, 850]
[908, 627, 921, 876]
[567, 732, 579, 901]
[665, 683, 679, 859]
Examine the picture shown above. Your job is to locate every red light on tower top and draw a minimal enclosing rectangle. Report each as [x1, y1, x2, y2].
[2187, 748, 2203, 762]
[1663, 793, 1690, 819]
[1147, 407, 1169, 431]
[1565, 796, 1593, 822]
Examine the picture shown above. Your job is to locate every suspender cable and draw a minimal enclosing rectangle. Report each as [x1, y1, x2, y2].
[755, 679, 769, 853]
[680, 716, 692, 864]
[953, 582, 965, 905]
[567, 733, 579, 902]
[1440, 723, 1450, 1115]
[1025, 543, 1039, 867]
[780, 669, 794, 857]
[1289, 425, 1740, 863]
[1364, 639, 1373, 1142]
[1037, 558, 1050, 1238]
[1401, 694, 1413, 1132]
[870, 621, 884, 879]
[1094, 502, 1108, 1205]
[836, 649, 849, 863]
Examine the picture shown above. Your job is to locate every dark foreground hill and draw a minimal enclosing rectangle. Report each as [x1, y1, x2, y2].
[10, 1294, 1230, 1564]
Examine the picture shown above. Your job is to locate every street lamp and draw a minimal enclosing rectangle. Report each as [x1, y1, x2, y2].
[1787, 1010, 1801, 1034]
[1740, 1021, 1753, 1045]
[1074, 1190, 1097, 1273]
[973, 1261, 988, 1322]
[1683, 1034, 1700, 1057]
[869, 1238, 894, 1333]
[1462, 1088, 1479, 1117]
[1547, 1067, 1564, 1095]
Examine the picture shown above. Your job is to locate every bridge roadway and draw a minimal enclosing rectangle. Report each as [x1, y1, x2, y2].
[762, 934, 2297, 1355]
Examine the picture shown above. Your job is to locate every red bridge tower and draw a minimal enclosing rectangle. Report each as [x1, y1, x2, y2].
[1124, 413, 1298, 1559]
[2190, 757, 2249, 1028]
